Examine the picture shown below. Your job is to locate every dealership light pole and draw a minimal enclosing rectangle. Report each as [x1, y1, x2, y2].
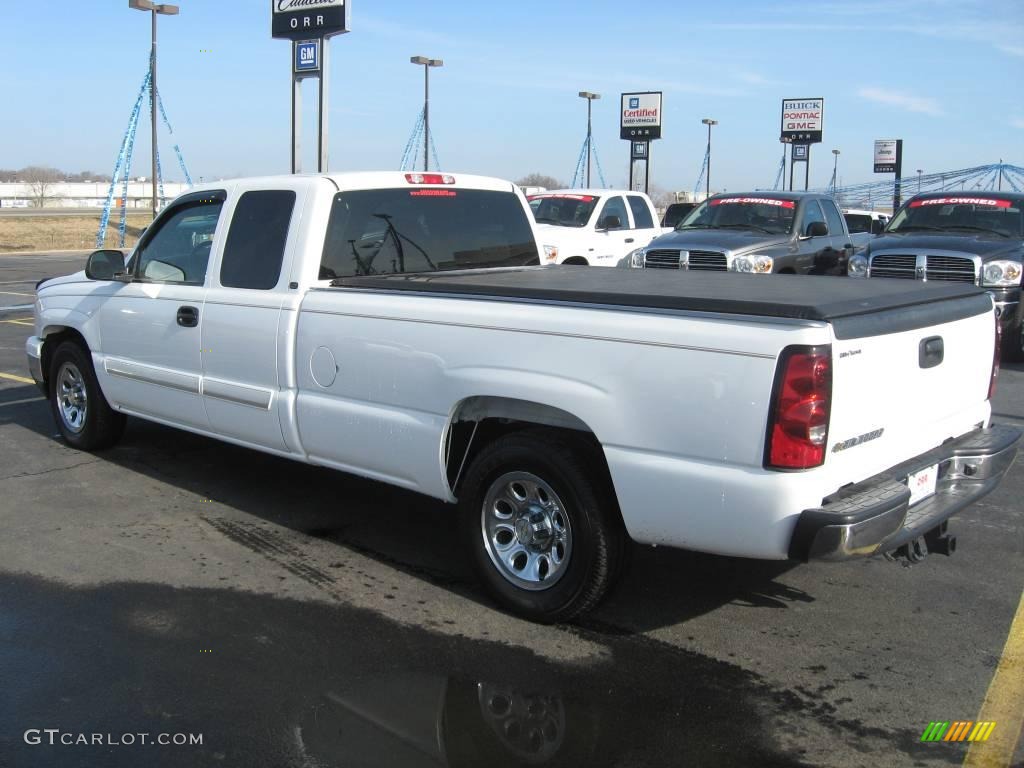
[917, 169, 923, 193]
[578, 92, 600, 187]
[411, 56, 443, 172]
[702, 118, 717, 199]
[831, 149, 840, 192]
[129, 0, 178, 220]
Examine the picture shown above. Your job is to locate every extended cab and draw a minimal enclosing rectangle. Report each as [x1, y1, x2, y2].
[528, 189, 669, 266]
[622, 192, 854, 275]
[26, 172, 1020, 622]
[848, 192, 1024, 361]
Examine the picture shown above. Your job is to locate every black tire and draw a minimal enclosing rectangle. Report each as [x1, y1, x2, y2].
[459, 429, 627, 623]
[49, 340, 126, 450]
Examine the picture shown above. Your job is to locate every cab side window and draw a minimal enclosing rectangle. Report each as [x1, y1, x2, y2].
[821, 199, 846, 237]
[626, 196, 654, 229]
[135, 195, 224, 284]
[598, 196, 629, 230]
[220, 190, 295, 290]
[800, 200, 827, 236]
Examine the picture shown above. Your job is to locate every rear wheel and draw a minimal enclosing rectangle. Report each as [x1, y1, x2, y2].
[49, 341, 126, 450]
[459, 430, 626, 623]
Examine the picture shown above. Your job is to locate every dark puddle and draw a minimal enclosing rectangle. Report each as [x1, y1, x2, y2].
[0, 572, 830, 768]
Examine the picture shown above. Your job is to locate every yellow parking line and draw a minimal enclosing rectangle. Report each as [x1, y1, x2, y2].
[964, 589, 1024, 767]
[1, 319, 33, 326]
[0, 372, 33, 384]
[0, 291, 32, 297]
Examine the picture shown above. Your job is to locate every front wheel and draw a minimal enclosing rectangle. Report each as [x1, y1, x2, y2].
[49, 341, 126, 450]
[459, 430, 627, 623]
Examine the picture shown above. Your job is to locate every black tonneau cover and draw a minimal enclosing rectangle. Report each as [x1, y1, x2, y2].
[333, 266, 990, 333]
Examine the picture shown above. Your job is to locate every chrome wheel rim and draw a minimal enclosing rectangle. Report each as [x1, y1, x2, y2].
[481, 472, 572, 591]
[56, 362, 87, 433]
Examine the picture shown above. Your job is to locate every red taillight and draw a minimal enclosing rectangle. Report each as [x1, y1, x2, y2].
[766, 346, 832, 470]
[404, 173, 455, 185]
[989, 312, 1001, 400]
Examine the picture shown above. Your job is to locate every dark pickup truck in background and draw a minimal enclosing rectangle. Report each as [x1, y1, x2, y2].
[848, 192, 1024, 361]
[621, 192, 854, 275]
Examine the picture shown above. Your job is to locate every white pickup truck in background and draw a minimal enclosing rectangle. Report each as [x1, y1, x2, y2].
[27, 171, 1020, 622]
[528, 189, 669, 266]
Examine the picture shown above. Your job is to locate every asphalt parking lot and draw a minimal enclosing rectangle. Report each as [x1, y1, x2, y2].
[1, 252, 1021, 768]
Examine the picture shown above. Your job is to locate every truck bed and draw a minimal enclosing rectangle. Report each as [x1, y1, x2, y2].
[332, 266, 991, 338]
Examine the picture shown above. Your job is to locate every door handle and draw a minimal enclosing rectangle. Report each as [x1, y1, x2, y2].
[625, 238, 635, 243]
[176, 305, 199, 328]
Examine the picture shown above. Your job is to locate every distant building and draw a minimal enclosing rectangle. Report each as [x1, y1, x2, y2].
[0, 181, 192, 208]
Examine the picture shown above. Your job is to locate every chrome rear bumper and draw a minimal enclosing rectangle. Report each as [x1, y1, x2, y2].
[789, 424, 1021, 561]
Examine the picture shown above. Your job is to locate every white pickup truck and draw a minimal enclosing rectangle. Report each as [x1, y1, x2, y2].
[27, 171, 1020, 622]
[528, 189, 669, 266]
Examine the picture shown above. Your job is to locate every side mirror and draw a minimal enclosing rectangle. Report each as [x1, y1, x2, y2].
[871, 220, 885, 234]
[85, 249, 127, 281]
[804, 221, 828, 238]
[599, 215, 622, 230]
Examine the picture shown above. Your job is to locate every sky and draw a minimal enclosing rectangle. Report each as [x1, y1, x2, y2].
[0, 0, 1021, 194]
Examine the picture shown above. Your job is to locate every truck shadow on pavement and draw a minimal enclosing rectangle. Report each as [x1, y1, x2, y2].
[0, 571, 922, 768]
[2, 398, 810, 635]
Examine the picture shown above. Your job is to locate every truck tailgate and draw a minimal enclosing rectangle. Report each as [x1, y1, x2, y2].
[826, 295, 995, 486]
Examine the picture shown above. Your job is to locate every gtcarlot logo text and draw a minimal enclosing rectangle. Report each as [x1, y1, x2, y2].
[24, 729, 203, 747]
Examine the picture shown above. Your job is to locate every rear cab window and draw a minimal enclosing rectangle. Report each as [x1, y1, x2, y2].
[220, 190, 296, 290]
[320, 188, 539, 279]
[821, 199, 846, 236]
[627, 196, 654, 229]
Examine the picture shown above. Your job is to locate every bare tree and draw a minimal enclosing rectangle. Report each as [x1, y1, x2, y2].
[516, 173, 566, 190]
[22, 166, 63, 208]
[646, 183, 677, 210]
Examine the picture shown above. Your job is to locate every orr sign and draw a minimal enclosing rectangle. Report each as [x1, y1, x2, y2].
[780, 98, 824, 144]
[272, 0, 348, 41]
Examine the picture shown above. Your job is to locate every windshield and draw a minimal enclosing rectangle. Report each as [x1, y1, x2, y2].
[528, 194, 600, 228]
[677, 196, 795, 235]
[888, 197, 1023, 237]
[320, 188, 539, 279]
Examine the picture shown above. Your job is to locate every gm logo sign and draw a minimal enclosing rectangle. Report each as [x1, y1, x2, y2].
[295, 39, 320, 72]
[629, 97, 640, 109]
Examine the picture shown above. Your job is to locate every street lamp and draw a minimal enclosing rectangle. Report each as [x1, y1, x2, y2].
[831, 149, 840, 192]
[410, 56, 443, 172]
[701, 118, 718, 199]
[916, 169, 923, 193]
[129, 0, 179, 220]
[578, 92, 600, 187]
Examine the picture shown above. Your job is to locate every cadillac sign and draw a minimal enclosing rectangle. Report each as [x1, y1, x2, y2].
[272, 0, 348, 41]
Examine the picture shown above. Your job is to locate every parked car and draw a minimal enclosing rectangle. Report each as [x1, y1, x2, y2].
[528, 189, 669, 266]
[843, 208, 889, 250]
[27, 173, 1019, 622]
[621, 192, 854, 275]
[848, 192, 1024, 361]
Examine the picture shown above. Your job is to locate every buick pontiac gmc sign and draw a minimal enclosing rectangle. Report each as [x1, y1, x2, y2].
[620, 92, 663, 140]
[780, 98, 824, 144]
[272, 0, 348, 40]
